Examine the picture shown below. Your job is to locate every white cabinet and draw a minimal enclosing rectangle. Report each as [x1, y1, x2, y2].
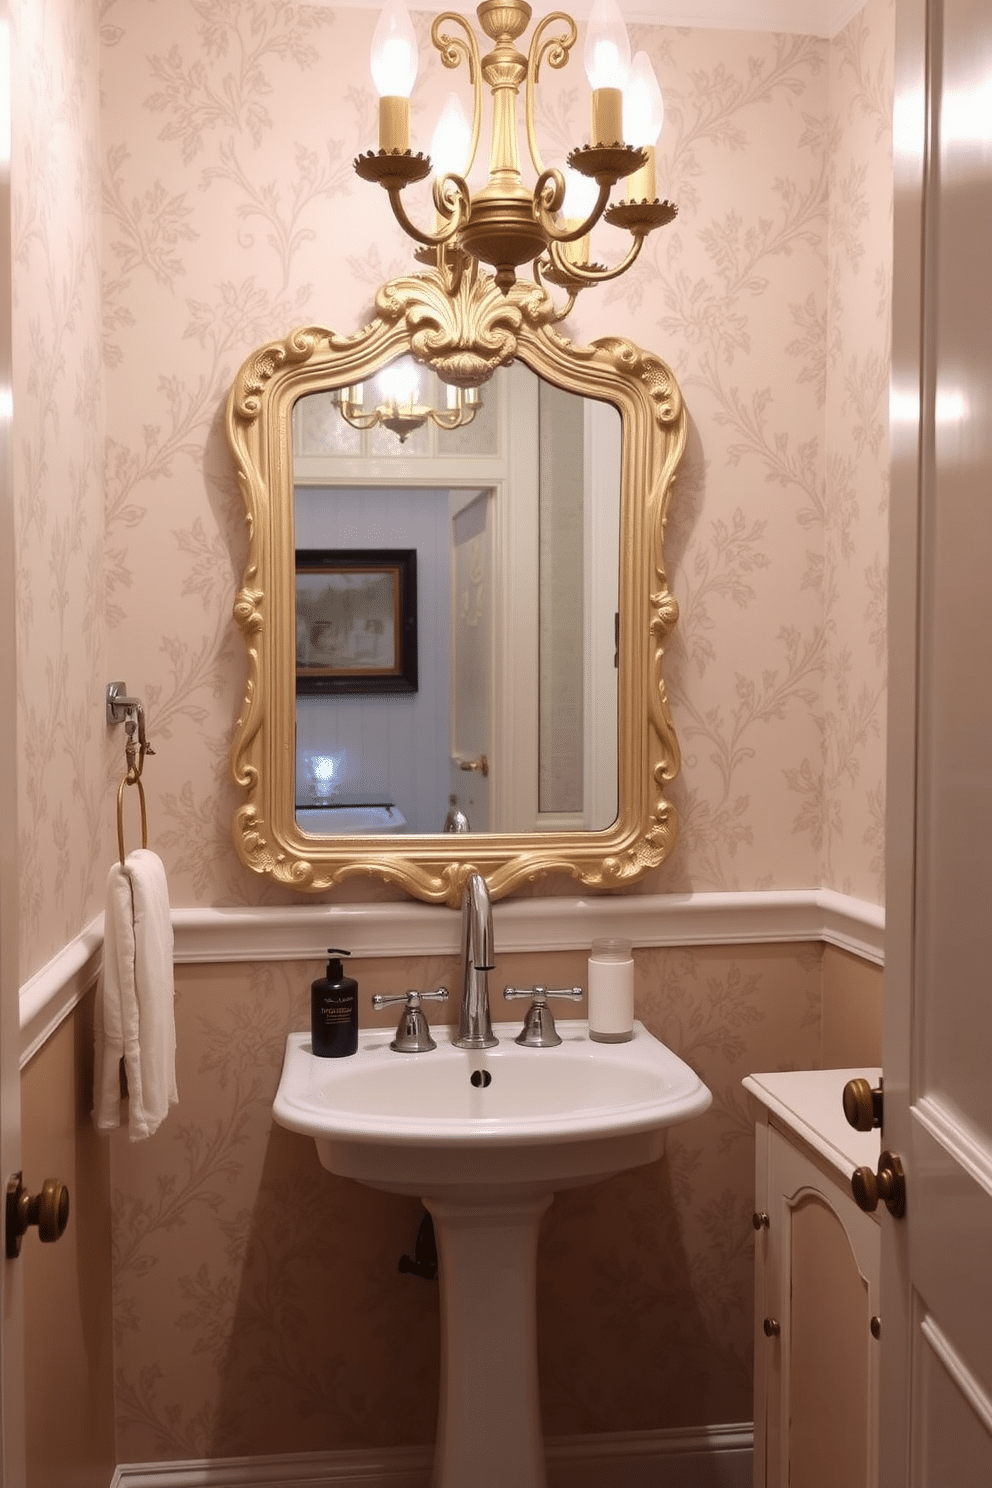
[744, 1069, 882, 1488]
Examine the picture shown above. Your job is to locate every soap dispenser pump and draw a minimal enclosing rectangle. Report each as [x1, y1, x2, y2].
[311, 949, 359, 1058]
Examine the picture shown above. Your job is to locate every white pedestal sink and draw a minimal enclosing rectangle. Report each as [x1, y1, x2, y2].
[273, 1019, 711, 1488]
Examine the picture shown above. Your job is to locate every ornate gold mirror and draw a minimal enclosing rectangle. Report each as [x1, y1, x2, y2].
[226, 263, 685, 904]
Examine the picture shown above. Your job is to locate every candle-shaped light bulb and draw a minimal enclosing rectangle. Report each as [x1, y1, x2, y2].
[623, 51, 664, 199]
[430, 92, 471, 180]
[561, 166, 600, 266]
[378, 358, 420, 410]
[584, 0, 631, 145]
[371, 0, 419, 151]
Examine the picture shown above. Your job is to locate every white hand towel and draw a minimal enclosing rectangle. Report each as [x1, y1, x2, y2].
[93, 848, 177, 1141]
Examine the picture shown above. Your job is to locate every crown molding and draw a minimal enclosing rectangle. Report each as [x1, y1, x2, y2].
[324, 0, 866, 39]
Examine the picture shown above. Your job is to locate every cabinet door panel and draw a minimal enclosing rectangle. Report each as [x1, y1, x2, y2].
[759, 1124, 880, 1488]
[789, 1194, 870, 1486]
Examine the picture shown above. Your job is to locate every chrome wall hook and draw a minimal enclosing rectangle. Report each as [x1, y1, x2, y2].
[106, 680, 154, 761]
[106, 680, 147, 744]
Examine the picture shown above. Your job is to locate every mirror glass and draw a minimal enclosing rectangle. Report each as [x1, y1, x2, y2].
[291, 356, 620, 839]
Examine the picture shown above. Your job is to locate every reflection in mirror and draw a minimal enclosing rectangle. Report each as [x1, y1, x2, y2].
[292, 358, 620, 838]
[331, 360, 482, 444]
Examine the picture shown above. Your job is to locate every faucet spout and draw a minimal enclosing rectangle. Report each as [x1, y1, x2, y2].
[454, 872, 498, 1049]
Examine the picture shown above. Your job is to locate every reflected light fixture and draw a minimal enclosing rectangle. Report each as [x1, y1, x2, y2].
[332, 358, 482, 443]
[354, 0, 676, 298]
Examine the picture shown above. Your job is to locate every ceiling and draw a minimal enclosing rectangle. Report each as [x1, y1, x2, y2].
[328, 0, 867, 40]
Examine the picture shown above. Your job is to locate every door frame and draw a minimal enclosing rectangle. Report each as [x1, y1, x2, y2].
[883, 0, 992, 1481]
[0, 2, 26, 1479]
[880, 0, 926, 1464]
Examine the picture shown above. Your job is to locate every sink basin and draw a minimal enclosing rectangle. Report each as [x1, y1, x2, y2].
[296, 803, 406, 833]
[273, 1018, 711, 1488]
[274, 1019, 711, 1195]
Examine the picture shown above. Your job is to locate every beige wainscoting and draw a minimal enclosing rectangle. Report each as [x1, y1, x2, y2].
[106, 942, 818, 1462]
[821, 944, 883, 1068]
[19, 910, 882, 1477]
[20, 988, 116, 1488]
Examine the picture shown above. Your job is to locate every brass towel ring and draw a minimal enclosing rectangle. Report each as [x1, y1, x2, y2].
[116, 766, 148, 866]
[107, 682, 155, 864]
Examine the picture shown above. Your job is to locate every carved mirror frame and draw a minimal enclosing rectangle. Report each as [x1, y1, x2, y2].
[226, 266, 686, 905]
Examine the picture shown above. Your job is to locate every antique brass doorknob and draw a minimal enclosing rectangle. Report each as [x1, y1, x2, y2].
[842, 1076, 883, 1131]
[851, 1150, 906, 1219]
[5, 1172, 70, 1258]
[458, 754, 489, 778]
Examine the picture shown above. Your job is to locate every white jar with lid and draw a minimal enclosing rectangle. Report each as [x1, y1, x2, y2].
[587, 937, 634, 1042]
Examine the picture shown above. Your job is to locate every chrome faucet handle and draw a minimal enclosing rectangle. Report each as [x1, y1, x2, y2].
[372, 989, 449, 1054]
[503, 984, 583, 1048]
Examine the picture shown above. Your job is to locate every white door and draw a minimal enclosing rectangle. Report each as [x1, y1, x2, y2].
[450, 490, 494, 832]
[882, 0, 992, 1481]
[0, 3, 26, 1478]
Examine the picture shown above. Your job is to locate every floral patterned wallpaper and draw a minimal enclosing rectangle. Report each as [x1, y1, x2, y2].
[13, 0, 112, 981]
[821, 9, 892, 896]
[11, 0, 891, 965]
[92, 0, 890, 916]
[10, 0, 893, 1470]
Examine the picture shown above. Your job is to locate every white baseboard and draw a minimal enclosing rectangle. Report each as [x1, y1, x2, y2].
[113, 1423, 753, 1488]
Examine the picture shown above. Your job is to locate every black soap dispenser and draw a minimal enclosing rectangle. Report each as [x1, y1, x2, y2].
[311, 948, 358, 1058]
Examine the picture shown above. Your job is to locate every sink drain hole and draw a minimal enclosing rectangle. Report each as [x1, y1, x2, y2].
[470, 1069, 492, 1089]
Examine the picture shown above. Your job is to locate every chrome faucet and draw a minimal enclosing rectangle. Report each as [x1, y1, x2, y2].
[454, 872, 498, 1049]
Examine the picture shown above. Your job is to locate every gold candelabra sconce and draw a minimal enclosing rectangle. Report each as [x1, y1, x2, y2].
[354, 0, 676, 305]
[332, 358, 483, 443]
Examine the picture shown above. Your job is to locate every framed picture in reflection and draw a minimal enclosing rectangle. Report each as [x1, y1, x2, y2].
[295, 548, 418, 695]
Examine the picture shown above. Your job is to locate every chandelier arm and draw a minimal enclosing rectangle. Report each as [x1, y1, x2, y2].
[427, 404, 478, 432]
[524, 12, 578, 179]
[385, 174, 470, 248]
[337, 407, 382, 432]
[547, 231, 647, 285]
[535, 173, 612, 244]
[533, 257, 579, 322]
[431, 13, 483, 179]
[438, 239, 467, 299]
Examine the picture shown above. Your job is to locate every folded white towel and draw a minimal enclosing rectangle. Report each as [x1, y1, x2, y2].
[93, 848, 177, 1141]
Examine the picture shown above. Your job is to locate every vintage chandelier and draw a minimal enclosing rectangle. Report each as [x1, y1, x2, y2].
[332, 358, 482, 442]
[354, 0, 676, 298]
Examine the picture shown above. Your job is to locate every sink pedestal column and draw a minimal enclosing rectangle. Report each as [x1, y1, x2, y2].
[424, 1190, 554, 1488]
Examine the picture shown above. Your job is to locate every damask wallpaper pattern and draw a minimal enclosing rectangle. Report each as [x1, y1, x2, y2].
[9, 0, 893, 1469]
[13, 0, 112, 981]
[92, 0, 890, 916]
[10, 5, 892, 943]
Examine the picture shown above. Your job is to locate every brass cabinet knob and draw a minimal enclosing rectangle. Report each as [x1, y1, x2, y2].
[843, 1076, 883, 1131]
[6, 1173, 70, 1258]
[851, 1150, 906, 1219]
[763, 1317, 781, 1337]
[458, 754, 489, 778]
